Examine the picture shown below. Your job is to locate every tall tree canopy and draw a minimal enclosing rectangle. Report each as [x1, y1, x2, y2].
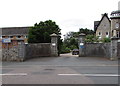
[28, 20, 61, 43]
[79, 28, 95, 35]
[61, 28, 94, 53]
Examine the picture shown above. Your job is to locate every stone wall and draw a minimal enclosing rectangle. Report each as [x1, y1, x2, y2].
[1, 43, 52, 61]
[85, 43, 111, 58]
[1, 33, 58, 61]
[2, 45, 25, 61]
[25, 43, 51, 59]
[117, 42, 120, 58]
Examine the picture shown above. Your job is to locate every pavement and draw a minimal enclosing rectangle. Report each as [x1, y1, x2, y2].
[1, 53, 119, 84]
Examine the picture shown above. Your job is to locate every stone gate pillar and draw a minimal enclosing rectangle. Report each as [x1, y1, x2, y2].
[0, 29, 2, 61]
[110, 37, 119, 60]
[78, 33, 86, 57]
[50, 33, 58, 57]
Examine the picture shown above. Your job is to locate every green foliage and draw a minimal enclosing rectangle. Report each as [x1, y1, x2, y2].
[70, 45, 77, 50]
[28, 20, 61, 43]
[102, 38, 111, 43]
[63, 37, 78, 50]
[28, 20, 62, 55]
[85, 35, 99, 43]
[61, 45, 71, 54]
[61, 28, 94, 54]
[79, 28, 94, 35]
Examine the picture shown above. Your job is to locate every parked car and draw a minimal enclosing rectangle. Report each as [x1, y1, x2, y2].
[72, 49, 79, 55]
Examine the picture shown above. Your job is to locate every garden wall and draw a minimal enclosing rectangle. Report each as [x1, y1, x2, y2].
[117, 42, 120, 58]
[25, 43, 51, 59]
[85, 43, 111, 58]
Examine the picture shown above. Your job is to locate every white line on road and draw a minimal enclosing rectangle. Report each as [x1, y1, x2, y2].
[1, 65, 119, 68]
[0, 73, 27, 76]
[58, 74, 120, 77]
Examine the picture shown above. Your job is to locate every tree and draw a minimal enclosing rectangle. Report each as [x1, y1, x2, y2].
[79, 28, 94, 35]
[61, 28, 94, 53]
[28, 20, 62, 55]
[28, 20, 61, 43]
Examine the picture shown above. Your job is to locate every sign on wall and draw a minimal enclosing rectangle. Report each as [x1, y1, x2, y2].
[79, 43, 84, 48]
[2, 38, 11, 43]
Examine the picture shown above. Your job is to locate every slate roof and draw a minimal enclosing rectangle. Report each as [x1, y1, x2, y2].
[94, 21, 100, 32]
[111, 10, 120, 14]
[0, 26, 31, 35]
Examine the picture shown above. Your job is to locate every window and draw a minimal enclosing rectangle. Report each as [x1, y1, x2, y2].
[2, 36, 5, 38]
[10, 36, 13, 38]
[112, 30, 114, 36]
[98, 32, 101, 36]
[106, 32, 108, 35]
[98, 32, 102, 39]
[24, 35, 28, 38]
[16, 36, 21, 38]
[117, 31, 120, 38]
[106, 32, 109, 38]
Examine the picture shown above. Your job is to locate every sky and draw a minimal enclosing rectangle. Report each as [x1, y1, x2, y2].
[0, 0, 119, 38]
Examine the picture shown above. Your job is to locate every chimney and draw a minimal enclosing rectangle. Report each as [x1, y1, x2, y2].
[101, 13, 108, 17]
[101, 14, 104, 17]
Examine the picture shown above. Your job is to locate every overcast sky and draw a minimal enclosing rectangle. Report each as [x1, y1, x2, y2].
[0, 0, 119, 37]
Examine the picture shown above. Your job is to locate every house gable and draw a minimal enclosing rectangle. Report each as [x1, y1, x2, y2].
[96, 13, 111, 39]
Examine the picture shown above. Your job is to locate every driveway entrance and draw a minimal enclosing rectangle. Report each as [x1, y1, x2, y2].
[60, 53, 78, 57]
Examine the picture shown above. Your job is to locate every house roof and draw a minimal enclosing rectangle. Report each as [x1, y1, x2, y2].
[111, 10, 120, 14]
[95, 13, 111, 31]
[0, 26, 31, 35]
[94, 21, 100, 32]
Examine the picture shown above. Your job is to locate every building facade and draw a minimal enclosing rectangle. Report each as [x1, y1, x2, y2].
[0, 27, 30, 48]
[110, 10, 120, 38]
[95, 10, 120, 39]
[95, 13, 111, 39]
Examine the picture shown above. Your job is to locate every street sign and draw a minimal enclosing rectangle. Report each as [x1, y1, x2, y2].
[80, 43, 84, 45]
[2, 38, 11, 43]
[80, 45, 84, 48]
[80, 43, 84, 48]
[52, 43, 56, 46]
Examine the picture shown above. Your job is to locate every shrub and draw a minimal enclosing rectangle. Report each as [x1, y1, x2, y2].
[102, 38, 111, 43]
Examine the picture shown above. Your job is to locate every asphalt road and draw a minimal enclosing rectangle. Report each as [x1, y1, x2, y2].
[1, 53, 119, 84]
